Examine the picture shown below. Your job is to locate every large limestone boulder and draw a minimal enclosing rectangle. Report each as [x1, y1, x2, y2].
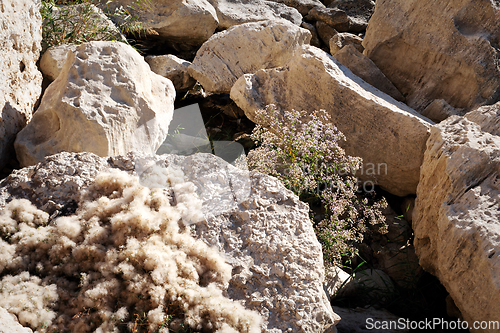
[188, 20, 311, 93]
[0, 151, 340, 332]
[333, 45, 404, 102]
[207, 0, 302, 29]
[102, 0, 218, 45]
[230, 45, 432, 196]
[363, 0, 500, 113]
[0, 0, 43, 169]
[15, 41, 175, 168]
[413, 116, 500, 330]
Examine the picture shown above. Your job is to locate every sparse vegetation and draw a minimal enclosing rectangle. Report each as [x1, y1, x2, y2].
[248, 105, 388, 266]
[40, 0, 151, 50]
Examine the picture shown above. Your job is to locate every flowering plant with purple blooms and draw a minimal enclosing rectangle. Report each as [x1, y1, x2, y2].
[248, 105, 387, 266]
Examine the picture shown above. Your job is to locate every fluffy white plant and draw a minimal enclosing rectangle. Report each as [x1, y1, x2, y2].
[0, 169, 262, 333]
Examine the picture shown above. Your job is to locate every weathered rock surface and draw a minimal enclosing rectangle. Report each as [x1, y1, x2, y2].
[0, 0, 43, 169]
[329, 32, 363, 55]
[333, 45, 404, 102]
[145, 54, 196, 91]
[269, 0, 324, 16]
[0, 151, 340, 332]
[207, 0, 302, 29]
[230, 45, 432, 196]
[315, 21, 338, 46]
[0, 307, 32, 333]
[413, 116, 500, 330]
[325, 266, 352, 299]
[363, 0, 500, 112]
[189, 20, 311, 93]
[15, 41, 175, 167]
[301, 22, 321, 47]
[39, 44, 78, 82]
[465, 101, 500, 137]
[420, 99, 465, 123]
[328, 0, 375, 32]
[103, 0, 218, 45]
[340, 269, 395, 299]
[0, 153, 109, 214]
[332, 306, 408, 333]
[306, 7, 349, 31]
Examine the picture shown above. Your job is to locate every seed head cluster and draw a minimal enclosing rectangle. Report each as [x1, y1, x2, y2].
[0, 169, 262, 332]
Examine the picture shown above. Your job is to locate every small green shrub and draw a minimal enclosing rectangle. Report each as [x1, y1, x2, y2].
[248, 105, 387, 267]
[40, 0, 151, 49]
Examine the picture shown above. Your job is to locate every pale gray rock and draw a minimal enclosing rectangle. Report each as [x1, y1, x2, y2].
[325, 266, 352, 299]
[0, 152, 109, 214]
[306, 7, 349, 31]
[0, 0, 43, 169]
[0, 151, 340, 332]
[189, 20, 311, 93]
[420, 99, 464, 123]
[329, 32, 363, 55]
[268, 0, 324, 16]
[363, 0, 500, 112]
[207, 0, 302, 29]
[102, 0, 218, 45]
[465, 101, 500, 137]
[145, 54, 196, 92]
[332, 306, 408, 333]
[413, 116, 500, 330]
[39, 44, 78, 82]
[333, 45, 404, 102]
[15, 41, 175, 167]
[301, 22, 321, 47]
[230, 45, 433, 196]
[0, 307, 32, 333]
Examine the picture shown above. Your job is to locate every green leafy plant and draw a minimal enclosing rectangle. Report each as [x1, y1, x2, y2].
[248, 105, 388, 266]
[40, 0, 151, 49]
